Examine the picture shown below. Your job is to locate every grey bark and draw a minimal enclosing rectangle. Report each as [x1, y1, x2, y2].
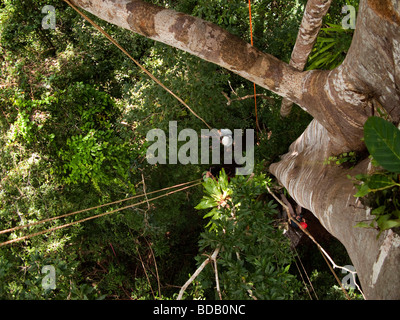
[69, 0, 400, 299]
[280, 0, 332, 117]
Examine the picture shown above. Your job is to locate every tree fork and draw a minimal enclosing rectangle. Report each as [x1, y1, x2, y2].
[271, 0, 400, 299]
[280, 0, 333, 117]
[69, 0, 400, 299]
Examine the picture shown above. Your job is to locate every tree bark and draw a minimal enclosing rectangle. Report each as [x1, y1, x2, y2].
[69, 0, 370, 150]
[69, 0, 400, 299]
[270, 0, 400, 299]
[280, 0, 332, 117]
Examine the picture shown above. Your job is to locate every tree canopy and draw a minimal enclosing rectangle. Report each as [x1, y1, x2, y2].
[1, 0, 397, 301]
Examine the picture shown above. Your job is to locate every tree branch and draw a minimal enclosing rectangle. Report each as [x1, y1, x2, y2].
[70, 0, 370, 150]
[221, 91, 274, 106]
[70, 0, 304, 105]
[280, 0, 332, 117]
[177, 246, 220, 300]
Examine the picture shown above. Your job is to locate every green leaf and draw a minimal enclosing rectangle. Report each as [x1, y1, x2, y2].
[203, 208, 219, 219]
[377, 218, 400, 231]
[195, 197, 218, 210]
[392, 210, 400, 219]
[355, 221, 374, 229]
[367, 173, 397, 191]
[218, 168, 229, 190]
[372, 205, 386, 215]
[202, 179, 221, 197]
[364, 117, 400, 173]
[354, 183, 370, 197]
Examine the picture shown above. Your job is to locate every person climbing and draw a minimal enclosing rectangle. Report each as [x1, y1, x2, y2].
[290, 213, 308, 230]
[280, 193, 308, 230]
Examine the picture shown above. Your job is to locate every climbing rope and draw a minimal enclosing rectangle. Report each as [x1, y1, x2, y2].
[265, 185, 359, 300]
[248, 0, 260, 133]
[0, 179, 202, 247]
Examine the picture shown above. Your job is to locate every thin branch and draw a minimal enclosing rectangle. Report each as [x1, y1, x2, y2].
[212, 255, 222, 300]
[143, 236, 162, 298]
[177, 246, 220, 300]
[280, 0, 333, 117]
[141, 173, 151, 226]
[222, 91, 274, 106]
[135, 239, 155, 300]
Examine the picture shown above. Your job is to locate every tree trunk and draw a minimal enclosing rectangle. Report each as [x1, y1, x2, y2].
[270, 0, 400, 299]
[280, 0, 332, 117]
[69, 0, 400, 299]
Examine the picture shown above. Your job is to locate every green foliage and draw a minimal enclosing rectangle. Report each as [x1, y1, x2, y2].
[195, 169, 233, 231]
[55, 83, 136, 193]
[194, 171, 301, 299]
[307, 23, 354, 70]
[0, 0, 356, 300]
[363, 116, 400, 173]
[350, 117, 400, 236]
[324, 152, 357, 167]
[351, 172, 400, 235]
[307, 0, 359, 70]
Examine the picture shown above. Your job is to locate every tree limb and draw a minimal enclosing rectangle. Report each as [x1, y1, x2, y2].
[70, 0, 370, 150]
[221, 91, 274, 106]
[70, 0, 304, 106]
[280, 0, 332, 117]
[177, 246, 220, 300]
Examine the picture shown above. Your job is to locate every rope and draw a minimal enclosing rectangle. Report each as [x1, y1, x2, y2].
[63, 0, 212, 130]
[0, 180, 202, 247]
[293, 246, 319, 300]
[291, 250, 314, 300]
[0, 179, 201, 236]
[265, 185, 355, 299]
[248, 0, 260, 133]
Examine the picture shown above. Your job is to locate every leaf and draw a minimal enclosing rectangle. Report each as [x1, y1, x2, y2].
[371, 205, 386, 215]
[195, 197, 217, 210]
[203, 208, 219, 219]
[377, 218, 400, 231]
[392, 210, 400, 219]
[218, 168, 229, 190]
[202, 179, 220, 197]
[367, 173, 397, 191]
[355, 221, 374, 229]
[354, 183, 370, 197]
[364, 117, 400, 173]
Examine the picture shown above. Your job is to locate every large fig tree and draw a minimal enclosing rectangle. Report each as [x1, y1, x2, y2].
[69, 0, 400, 299]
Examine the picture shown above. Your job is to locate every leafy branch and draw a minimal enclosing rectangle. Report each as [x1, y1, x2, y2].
[351, 117, 400, 236]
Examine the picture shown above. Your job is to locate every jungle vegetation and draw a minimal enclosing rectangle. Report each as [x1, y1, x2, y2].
[0, 0, 367, 300]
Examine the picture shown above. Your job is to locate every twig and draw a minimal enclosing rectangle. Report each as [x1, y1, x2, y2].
[143, 236, 162, 298]
[135, 239, 155, 299]
[177, 246, 220, 300]
[141, 173, 150, 226]
[222, 91, 274, 106]
[212, 255, 222, 300]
